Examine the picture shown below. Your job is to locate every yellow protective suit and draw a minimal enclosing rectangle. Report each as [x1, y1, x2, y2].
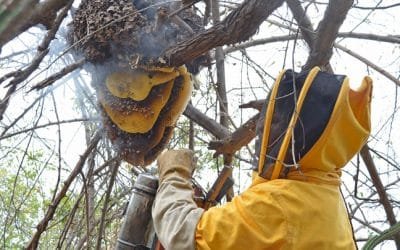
[152, 67, 372, 250]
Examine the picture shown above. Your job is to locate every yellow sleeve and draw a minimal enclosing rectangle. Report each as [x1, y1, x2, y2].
[195, 184, 289, 250]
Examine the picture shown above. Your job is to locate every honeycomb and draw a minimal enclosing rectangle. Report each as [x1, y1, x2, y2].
[99, 67, 193, 166]
[70, 0, 203, 166]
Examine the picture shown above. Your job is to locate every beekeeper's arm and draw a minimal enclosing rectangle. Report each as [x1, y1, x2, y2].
[152, 150, 286, 250]
[152, 150, 204, 250]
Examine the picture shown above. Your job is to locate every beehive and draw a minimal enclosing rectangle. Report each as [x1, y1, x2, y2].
[70, 0, 204, 166]
[98, 66, 193, 165]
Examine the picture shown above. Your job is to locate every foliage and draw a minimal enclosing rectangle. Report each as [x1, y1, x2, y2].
[0, 149, 49, 248]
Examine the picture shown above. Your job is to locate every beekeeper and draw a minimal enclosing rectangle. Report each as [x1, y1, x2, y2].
[152, 67, 372, 249]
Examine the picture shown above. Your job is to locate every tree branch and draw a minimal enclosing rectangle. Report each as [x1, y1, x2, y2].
[224, 32, 400, 54]
[0, 1, 73, 121]
[334, 43, 400, 87]
[286, 0, 315, 48]
[159, 0, 284, 66]
[0, 0, 69, 48]
[360, 145, 400, 248]
[0, 118, 90, 141]
[208, 113, 259, 157]
[26, 132, 101, 249]
[30, 58, 86, 91]
[0, 0, 37, 49]
[184, 103, 230, 139]
[211, 0, 234, 200]
[184, 103, 260, 158]
[95, 161, 120, 250]
[239, 99, 265, 111]
[303, 0, 353, 70]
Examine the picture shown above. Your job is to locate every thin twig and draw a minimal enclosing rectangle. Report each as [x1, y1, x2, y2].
[0, 1, 73, 121]
[29, 58, 86, 91]
[50, 92, 62, 203]
[360, 145, 400, 248]
[95, 160, 120, 249]
[0, 118, 90, 141]
[26, 132, 101, 249]
[334, 43, 400, 87]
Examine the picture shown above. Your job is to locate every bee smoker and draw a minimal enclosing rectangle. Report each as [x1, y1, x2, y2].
[115, 167, 233, 250]
[116, 173, 159, 250]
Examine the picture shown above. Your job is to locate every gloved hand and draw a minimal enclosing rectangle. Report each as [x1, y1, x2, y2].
[157, 149, 196, 183]
[153, 149, 203, 250]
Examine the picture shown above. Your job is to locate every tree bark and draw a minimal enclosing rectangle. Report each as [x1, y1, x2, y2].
[159, 0, 285, 66]
[0, 0, 69, 49]
[211, 0, 234, 200]
[302, 0, 353, 70]
[184, 103, 230, 139]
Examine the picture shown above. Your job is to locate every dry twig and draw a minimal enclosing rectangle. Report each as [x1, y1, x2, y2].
[0, 1, 73, 120]
[26, 132, 101, 249]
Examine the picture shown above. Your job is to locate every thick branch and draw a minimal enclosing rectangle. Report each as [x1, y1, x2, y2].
[160, 0, 284, 66]
[211, 0, 234, 200]
[286, 0, 315, 47]
[0, 1, 73, 121]
[184, 103, 230, 139]
[0, 0, 69, 48]
[184, 103, 259, 157]
[239, 100, 265, 111]
[285, 0, 337, 72]
[208, 113, 259, 157]
[303, 0, 353, 70]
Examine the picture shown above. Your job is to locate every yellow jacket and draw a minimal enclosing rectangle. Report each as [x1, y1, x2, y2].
[196, 172, 355, 249]
[152, 68, 372, 250]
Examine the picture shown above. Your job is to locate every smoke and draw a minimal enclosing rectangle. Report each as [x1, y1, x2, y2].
[67, 0, 204, 166]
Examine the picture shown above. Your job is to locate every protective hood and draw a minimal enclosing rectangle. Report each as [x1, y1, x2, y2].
[257, 67, 372, 180]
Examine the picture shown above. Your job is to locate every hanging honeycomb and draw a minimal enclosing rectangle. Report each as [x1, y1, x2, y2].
[70, 0, 205, 166]
[98, 66, 192, 165]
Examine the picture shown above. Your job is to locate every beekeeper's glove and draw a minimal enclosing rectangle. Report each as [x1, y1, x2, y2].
[157, 149, 196, 182]
[152, 149, 204, 250]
